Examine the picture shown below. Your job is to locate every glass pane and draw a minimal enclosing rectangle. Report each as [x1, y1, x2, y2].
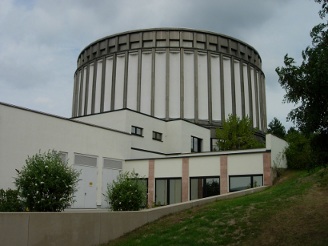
[253, 176, 263, 188]
[169, 179, 182, 204]
[190, 178, 203, 200]
[155, 180, 167, 206]
[230, 176, 251, 192]
[204, 178, 220, 197]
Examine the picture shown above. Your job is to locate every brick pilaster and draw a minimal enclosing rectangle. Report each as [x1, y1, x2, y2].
[220, 155, 228, 194]
[182, 158, 189, 202]
[263, 152, 272, 186]
[148, 160, 155, 207]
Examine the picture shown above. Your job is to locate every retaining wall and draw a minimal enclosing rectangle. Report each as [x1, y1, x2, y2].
[0, 186, 266, 246]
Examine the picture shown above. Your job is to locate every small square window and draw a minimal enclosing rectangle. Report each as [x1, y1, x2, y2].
[131, 126, 143, 136]
[152, 131, 163, 141]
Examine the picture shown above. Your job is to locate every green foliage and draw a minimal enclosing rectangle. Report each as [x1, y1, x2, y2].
[14, 150, 80, 212]
[107, 171, 147, 211]
[216, 114, 264, 151]
[267, 117, 286, 139]
[0, 189, 23, 212]
[284, 131, 312, 169]
[276, 1, 328, 167]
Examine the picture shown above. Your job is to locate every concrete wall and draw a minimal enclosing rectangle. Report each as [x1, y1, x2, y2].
[76, 109, 211, 156]
[0, 103, 130, 206]
[266, 134, 288, 168]
[0, 186, 266, 246]
[125, 149, 268, 205]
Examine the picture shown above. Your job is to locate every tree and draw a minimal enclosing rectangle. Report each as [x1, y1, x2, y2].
[107, 171, 147, 211]
[14, 150, 80, 212]
[267, 117, 286, 139]
[275, 1, 328, 135]
[216, 115, 264, 151]
[284, 130, 312, 170]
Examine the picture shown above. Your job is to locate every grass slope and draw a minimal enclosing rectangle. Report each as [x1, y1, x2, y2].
[107, 169, 328, 246]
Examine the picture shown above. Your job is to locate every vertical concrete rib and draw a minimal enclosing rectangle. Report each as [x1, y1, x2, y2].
[231, 58, 236, 116]
[137, 49, 142, 112]
[91, 59, 98, 114]
[166, 48, 170, 120]
[220, 54, 225, 121]
[123, 51, 129, 108]
[194, 50, 199, 123]
[111, 54, 117, 111]
[100, 57, 106, 113]
[207, 51, 212, 124]
[180, 48, 184, 119]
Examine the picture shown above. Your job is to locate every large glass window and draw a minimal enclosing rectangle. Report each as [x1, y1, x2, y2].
[191, 136, 202, 152]
[190, 177, 220, 200]
[229, 175, 263, 192]
[136, 178, 148, 208]
[155, 178, 181, 206]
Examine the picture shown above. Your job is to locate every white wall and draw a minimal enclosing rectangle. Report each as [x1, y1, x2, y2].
[76, 109, 212, 156]
[228, 154, 263, 175]
[266, 134, 288, 168]
[0, 104, 131, 207]
[189, 156, 220, 177]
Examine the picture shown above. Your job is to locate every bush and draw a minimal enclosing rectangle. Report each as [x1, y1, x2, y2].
[0, 189, 23, 212]
[107, 171, 147, 211]
[14, 150, 80, 212]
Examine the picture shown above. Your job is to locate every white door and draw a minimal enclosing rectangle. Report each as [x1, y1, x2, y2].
[101, 168, 120, 208]
[72, 165, 97, 208]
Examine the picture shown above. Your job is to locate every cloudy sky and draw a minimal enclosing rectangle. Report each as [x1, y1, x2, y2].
[0, 0, 323, 129]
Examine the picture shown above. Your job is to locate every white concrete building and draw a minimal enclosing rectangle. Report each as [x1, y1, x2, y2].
[0, 28, 287, 209]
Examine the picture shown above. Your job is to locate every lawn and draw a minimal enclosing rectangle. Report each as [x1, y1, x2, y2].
[106, 168, 328, 246]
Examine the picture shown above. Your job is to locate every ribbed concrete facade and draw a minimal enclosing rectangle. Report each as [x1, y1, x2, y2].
[72, 28, 267, 132]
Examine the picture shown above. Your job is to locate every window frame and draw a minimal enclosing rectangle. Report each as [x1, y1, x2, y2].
[190, 176, 220, 200]
[152, 131, 163, 141]
[155, 177, 182, 206]
[131, 125, 143, 136]
[191, 136, 202, 152]
[229, 174, 263, 192]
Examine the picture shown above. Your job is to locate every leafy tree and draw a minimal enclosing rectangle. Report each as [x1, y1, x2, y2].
[267, 117, 286, 139]
[216, 115, 264, 151]
[275, 1, 328, 135]
[14, 150, 80, 212]
[284, 130, 312, 170]
[107, 171, 147, 211]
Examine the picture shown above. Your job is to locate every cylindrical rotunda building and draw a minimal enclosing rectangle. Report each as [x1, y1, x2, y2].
[72, 28, 267, 136]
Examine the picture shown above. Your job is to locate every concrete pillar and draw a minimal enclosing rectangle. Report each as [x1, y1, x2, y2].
[148, 160, 155, 207]
[220, 155, 228, 194]
[182, 158, 189, 202]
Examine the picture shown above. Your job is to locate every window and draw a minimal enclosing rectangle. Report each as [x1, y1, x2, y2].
[211, 138, 219, 151]
[191, 136, 202, 152]
[155, 178, 181, 206]
[152, 131, 163, 141]
[131, 126, 143, 136]
[229, 175, 263, 192]
[190, 177, 220, 200]
[135, 178, 148, 208]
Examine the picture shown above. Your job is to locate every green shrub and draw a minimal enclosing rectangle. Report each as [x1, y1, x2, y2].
[0, 189, 23, 212]
[14, 150, 80, 212]
[107, 171, 147, 211]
